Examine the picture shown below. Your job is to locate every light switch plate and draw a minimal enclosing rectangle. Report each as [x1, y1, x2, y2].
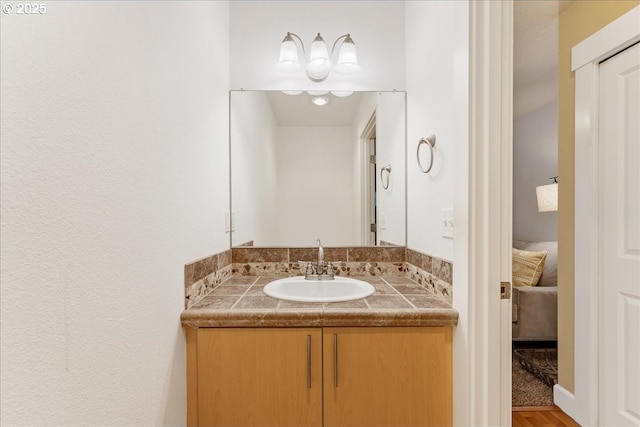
[442, 209, 453, 239]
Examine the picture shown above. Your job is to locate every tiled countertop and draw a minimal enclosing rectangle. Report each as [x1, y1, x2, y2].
[180, 275, 458, 328]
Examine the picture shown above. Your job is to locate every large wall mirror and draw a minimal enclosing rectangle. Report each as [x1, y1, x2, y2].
[230, 90, 406, 247]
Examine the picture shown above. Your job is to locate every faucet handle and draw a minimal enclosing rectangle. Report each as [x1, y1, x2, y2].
[327, 262, 334, 276]
[306, 261, 314, 276]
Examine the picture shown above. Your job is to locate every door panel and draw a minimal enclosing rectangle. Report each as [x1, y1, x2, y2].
[196, 328, 322, 427]
[323, 327, 452, 427]
[599, 42, 640, 427]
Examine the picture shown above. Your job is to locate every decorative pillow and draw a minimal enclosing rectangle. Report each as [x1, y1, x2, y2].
[512, 248, 548, 287]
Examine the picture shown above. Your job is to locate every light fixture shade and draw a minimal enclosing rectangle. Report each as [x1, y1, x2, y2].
[308, 33, 329, 62]
[306, 33, 331, 81]
[331, 91, 354, 97]
[335, 35, 359, 74]
[307, 90, 329, 96]
[278, 33, 301, 72]
[276, 32, 360, 82]
[536, 183, 558, 212]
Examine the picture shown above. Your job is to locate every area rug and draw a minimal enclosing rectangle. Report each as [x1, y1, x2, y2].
[514, 348, 558, 386]
[512, 350, 555, 407]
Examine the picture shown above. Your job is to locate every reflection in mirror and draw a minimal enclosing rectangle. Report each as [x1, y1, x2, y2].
[230, 90, 406, 247]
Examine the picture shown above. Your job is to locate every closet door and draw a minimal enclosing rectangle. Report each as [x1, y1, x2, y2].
[598, 42, 640, 427]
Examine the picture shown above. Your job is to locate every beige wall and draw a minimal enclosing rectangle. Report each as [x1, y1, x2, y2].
[557, 0, 639, 394]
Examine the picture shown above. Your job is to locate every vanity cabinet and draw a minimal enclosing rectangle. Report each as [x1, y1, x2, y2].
[187, 326, 452, 427]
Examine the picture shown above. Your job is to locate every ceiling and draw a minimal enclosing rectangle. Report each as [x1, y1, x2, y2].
[513, 0, 574, 118]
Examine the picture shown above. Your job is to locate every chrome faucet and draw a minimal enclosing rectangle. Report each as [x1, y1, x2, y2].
[303, 238, 334, 280]
[317, 238, 324, 273]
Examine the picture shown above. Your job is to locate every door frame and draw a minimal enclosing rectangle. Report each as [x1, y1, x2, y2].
[571, 6, 640, 426]
[454, 1, 513, 425]
[360, 112, 377, 246]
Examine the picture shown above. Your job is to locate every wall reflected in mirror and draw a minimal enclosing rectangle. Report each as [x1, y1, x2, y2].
[230, 90, 406, 247]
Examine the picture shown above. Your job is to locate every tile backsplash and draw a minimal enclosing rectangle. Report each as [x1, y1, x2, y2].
[405, 248, 453, 303]
[184, 246, 452, 308]
[184, 250, 233, 308]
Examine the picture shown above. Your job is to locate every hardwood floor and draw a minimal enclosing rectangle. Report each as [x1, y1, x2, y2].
[512, 406, 580, 427]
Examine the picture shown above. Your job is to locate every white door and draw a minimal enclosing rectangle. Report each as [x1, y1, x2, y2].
[598, 42, 640, 427]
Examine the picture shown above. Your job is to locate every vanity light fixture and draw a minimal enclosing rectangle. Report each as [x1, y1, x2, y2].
[536, 176, 558, 212]
[278, 32, 360, 82]
[282, 90, 352, 98]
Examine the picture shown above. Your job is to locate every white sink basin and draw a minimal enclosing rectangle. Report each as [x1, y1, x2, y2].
[263, 276, 375, 303]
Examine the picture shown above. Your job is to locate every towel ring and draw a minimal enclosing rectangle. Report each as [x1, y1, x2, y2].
[417, 135, 436, 174]
[380, 165, 392, 190]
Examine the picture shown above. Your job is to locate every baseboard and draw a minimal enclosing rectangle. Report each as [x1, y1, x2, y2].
[553, 385, 576, 421]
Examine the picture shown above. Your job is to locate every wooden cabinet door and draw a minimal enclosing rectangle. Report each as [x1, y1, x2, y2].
[323, 327, 452, 427]
[196, 328, 322, 427]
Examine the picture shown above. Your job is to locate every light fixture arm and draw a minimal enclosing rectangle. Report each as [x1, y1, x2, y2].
[283, 32, 352, 62]
[285, 32, 307, 58]
[329, 34, 351, 57]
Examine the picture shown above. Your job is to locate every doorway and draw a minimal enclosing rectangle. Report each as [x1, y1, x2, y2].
[361, 112, 377, 246]
[511, 0, 562, 409]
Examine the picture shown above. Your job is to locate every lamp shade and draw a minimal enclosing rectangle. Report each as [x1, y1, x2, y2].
[335, 34, 359, 74]
[306, 33, 331, 81]
[536, 183, 558, 212]
[308, 33, 329, 63]
[278, 33, 301, 72]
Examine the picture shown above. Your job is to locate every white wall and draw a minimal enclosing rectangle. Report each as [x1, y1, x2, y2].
[513, 101, 558, 241]
[230, 91, 279, 246]
[277, 126, 354, 246]
[0, 2, 229, 425]
[230, 1, 406, 92]
[405, 1, 458, 261]
[406, 5, 471, 425]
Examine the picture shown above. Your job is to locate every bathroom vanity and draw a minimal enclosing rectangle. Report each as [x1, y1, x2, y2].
[181, 274, 457, 427]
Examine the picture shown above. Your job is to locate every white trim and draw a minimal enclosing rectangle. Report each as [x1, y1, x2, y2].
[454, 1, 512, 425]
[553, 385, 577, 421]
[572, 5, 640, 427]
[498, 2, 514, 426]
[360, 112, 376, 245]
[571, 6, 640, 71]
[573, 62, 600, 427]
